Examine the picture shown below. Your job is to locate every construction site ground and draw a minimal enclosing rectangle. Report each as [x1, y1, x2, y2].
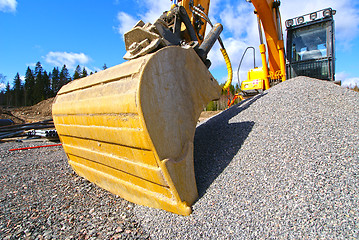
[0, 97, 220, 124]
[0, 76, 358, 239]
[0, 98, 54, 124]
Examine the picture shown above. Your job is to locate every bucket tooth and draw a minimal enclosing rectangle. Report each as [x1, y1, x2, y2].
[52, 46, 221, 215]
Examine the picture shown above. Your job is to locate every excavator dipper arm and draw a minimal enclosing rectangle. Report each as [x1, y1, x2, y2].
[250, 0, 284, 75]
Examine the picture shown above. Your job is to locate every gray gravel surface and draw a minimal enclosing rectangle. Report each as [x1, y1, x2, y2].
[0, 141, 149, 239]
[1, 77, 358, 239]
[134, 77, 359, 239]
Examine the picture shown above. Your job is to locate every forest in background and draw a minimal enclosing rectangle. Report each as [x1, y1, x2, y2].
[0, 62, 107, 108]
[0, 61, 239, 111]
[1, 63, 357, 111]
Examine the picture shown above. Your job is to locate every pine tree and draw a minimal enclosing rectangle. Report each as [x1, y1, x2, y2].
[5, 82, 12, 106]
[82, 67, 88, 78]
[73, 65, 82, 80]
[43, 71, 51, 99]
[51, 67, 60, 95]
[34, 70, 43, 103]
[59, 65, 71, 88]
[13, 73, 23, 107]
[34, 62, 45, 103]
[24, 67, 35, 106]
[48, 71, 53, 97]
[34, 61, 43, 77]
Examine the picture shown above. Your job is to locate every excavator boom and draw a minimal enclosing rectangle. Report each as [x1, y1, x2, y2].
[250, 0, 285, 79]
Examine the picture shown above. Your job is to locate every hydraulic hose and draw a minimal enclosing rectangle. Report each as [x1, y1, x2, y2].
[221, 48, 233, 91]
[237, 46, 256, 87]
[190, 4, 233, 91]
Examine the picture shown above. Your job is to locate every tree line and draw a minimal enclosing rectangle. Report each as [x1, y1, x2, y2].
[0, 62, 108, 107]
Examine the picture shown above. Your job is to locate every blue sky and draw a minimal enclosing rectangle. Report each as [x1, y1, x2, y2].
[1, 0, 359, 91]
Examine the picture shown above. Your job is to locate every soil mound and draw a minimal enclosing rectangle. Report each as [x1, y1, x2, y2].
[11, 97, 54, 123]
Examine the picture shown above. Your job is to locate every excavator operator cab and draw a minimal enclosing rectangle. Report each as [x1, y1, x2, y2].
[286, 8, 336, 81]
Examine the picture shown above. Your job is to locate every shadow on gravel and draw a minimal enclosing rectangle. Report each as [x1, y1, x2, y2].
[194, 94, 264, 199]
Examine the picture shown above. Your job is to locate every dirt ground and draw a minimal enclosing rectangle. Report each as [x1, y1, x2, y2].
[0, 98, 54, 124]
[1, 98, 221, 124]
[10, 98, 54, 123]
[198, 110, 222, 123]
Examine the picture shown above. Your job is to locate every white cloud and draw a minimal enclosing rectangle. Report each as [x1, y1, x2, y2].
[218, 3, 255, 39]
[45, 51, 91, 70]
[336, 72, 359, 87]
[115, 0, 169, 36]
[0, 0, 17, 13]
[82, 66, 93, 74]
[116, 12, 139, 35]
[0, 82, 6, 91]
[0, 73, 7, 91]
[26, 62, 37, 68]
[140, 0, 169, 23]
[341, 77, 359, 87]
[92, 67, 103, 73]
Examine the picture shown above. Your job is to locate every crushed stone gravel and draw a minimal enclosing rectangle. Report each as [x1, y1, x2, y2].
[133, 76, 359, 239]
[0, 141, 150, 240]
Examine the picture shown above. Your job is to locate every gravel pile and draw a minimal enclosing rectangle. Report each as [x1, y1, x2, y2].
[0, 141, 149, 239]
[134, 77, 359, 239]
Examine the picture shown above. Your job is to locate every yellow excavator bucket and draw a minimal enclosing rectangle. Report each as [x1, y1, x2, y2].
[52, 46, 221, 215]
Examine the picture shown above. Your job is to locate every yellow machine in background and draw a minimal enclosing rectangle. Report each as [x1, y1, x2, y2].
[237, 1, 336, 101]
[230, 0, 286, 103]
[52, 0, 296, 215]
